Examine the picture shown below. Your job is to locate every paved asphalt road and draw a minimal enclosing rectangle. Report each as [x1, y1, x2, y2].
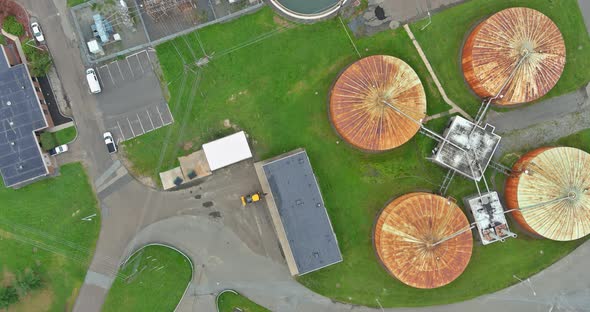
[16, 0, 590, 312]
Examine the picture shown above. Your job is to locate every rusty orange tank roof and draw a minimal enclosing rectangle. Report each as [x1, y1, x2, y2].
[505, 147, 590, 241]
[373, 193, 473, 289]
[329, 55, 426, 151]
[462, 7, 566, 105]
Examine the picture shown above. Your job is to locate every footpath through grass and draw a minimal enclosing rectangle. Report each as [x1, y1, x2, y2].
[102, 245, 192, 312]
[0, 163, 100, 311]
[410, 0, 590, 116]
[123, 7, 587, 307]
[217, 291, 270, 312]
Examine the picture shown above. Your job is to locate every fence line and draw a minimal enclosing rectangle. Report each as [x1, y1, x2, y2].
[70, 0, 265, 65]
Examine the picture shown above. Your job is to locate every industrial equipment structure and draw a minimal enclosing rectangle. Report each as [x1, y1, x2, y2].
[464, 191, 516, 245]
[505, 147, 590, 241]
[142, 0, 193, 21]
[373, 193, 473, 289]
[462, 7, 566, 106]
[329, 55, 426, 152]
[325, 6, 575, 288]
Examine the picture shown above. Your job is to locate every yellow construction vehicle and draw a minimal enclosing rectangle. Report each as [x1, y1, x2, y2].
[241, 192, 264, 206]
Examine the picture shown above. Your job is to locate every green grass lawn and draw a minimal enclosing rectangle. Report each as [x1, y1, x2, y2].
[122, 7, 587, 307]
[0, 163, 100, 311]
[102, 245, 192, 312]
[409, 0, 590, 116]
[40, 126, 77, 151]
[67, 0, 87, 7]
[217, 291, 270, 312]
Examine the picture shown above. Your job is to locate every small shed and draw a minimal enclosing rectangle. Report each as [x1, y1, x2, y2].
[203, 131, 252, 171]
[159, 167, 184, 190]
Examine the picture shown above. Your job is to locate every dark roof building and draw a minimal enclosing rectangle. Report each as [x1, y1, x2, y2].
[255, 149, 342, 276]
[0, 45, 51, 188]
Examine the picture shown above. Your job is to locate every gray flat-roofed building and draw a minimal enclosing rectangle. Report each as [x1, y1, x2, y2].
[0, 45, 49, 188]
[255, 148, 342, 276]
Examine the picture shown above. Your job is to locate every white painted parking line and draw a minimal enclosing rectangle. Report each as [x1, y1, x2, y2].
[126, 58, 135, 78]
[156, 106, 165, 125]
[95, 67, 103, 83]
[115, 61, 124, 81]
[101, 65, 115, 85]
[137, 113, 145, 133]
[127, 50, 144, 58]
[136, 54, 145, 74]
[127, 118, 135, 137]
[147, 109, 155, 129]
[117, 121, 126, 140]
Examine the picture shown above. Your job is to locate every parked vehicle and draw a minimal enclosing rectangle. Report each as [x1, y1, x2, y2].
[86, 68, 101, 94]
[240, 192, 265, 206]
[49, 144, 68, 156]
[31, 22, 44, 43]
[103, 132, 117, 154]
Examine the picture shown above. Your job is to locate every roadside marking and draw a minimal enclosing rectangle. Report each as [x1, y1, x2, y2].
[127, 50, 144, 58]
[96, 166, 128, 194]
[147, 109, 155, 129]
[135, 53, 145, 74]
[116, 121, 126, 140]
[137, 113, 145, 134]
[115, 61, 124, 81]
[156, 106, 165, 125]
[95, 67, 103, 84]
[95, 160, 121, 188]
[127, 118, 135, 137]
[84, 271, 114, 290]
[126, 57, 134, 78]
[102, 65, 115, 85]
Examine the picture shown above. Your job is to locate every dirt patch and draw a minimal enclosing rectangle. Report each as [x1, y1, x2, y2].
[183, 141, 193, 151]
[2, 268, 15, 287]
[7, 288, 54, 312]
[227, 90, 249, 103]
[273, 15, 293, 28]
[287, 80, 308, 95]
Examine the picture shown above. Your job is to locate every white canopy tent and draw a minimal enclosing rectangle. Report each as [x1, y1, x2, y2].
[203, 131, 252, 171]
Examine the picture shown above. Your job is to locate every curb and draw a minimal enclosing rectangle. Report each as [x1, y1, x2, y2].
[215, 289, 238, 312]
[118, 243, 195, 312]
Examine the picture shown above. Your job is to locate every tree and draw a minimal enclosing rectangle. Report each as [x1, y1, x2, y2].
[0, 286, 19, 308]
[17, 270, 42, 294]
[2, 16, 25, 37]
[22, 39, 53, 77]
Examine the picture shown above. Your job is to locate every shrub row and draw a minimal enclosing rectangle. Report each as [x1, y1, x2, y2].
[0, 270, 42, 308]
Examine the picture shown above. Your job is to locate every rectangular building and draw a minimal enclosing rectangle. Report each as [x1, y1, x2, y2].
[0, 45, 52, 188]
[255, 149, 342, 276]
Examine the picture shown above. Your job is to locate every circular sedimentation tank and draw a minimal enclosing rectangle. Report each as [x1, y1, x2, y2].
[268, 0, 347, 21]
[505, 147, 590, 241]
[373, 192, 473, 289]
[329, 55, 427, 152]
[462, 7, 566, 106]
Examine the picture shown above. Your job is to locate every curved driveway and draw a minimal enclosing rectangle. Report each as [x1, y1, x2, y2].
[17, 0, 590, 311]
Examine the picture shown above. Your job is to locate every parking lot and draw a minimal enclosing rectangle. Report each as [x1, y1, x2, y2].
[95, 50, 174, 143]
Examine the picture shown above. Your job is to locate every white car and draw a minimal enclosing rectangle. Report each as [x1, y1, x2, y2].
[103, 132, 117, 154]
[31, 22, 44, 43]
[49, 144, 68, 156]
